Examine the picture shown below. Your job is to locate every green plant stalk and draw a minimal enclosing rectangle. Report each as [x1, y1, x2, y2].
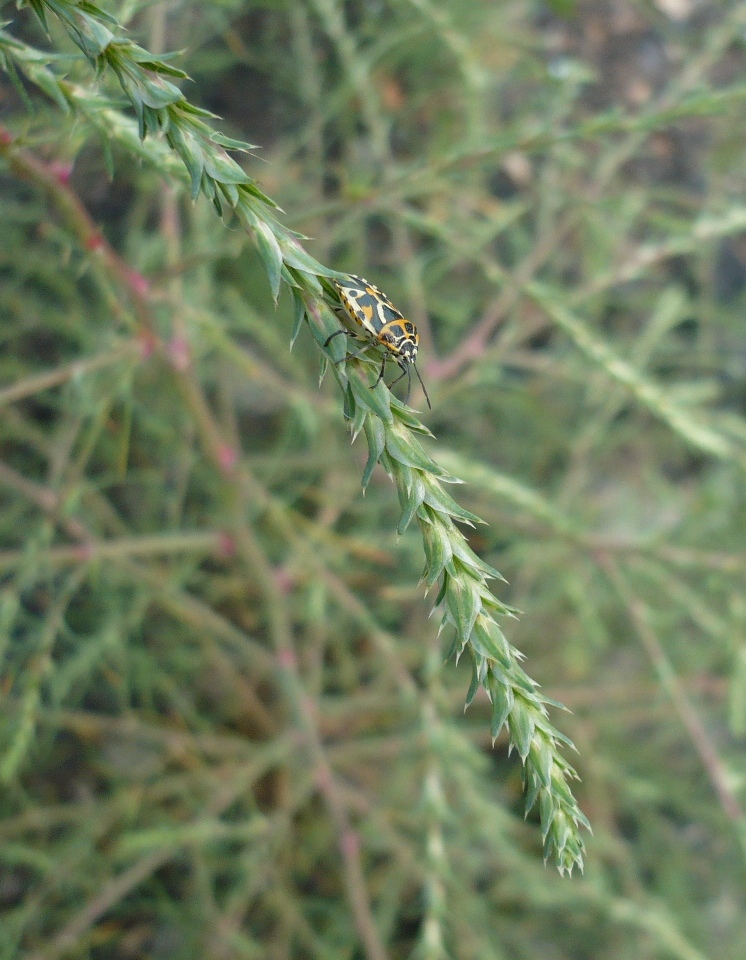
[3, 0, 590, 872]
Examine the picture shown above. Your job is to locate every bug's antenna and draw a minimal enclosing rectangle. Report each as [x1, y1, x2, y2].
[413, 362, 432, 410]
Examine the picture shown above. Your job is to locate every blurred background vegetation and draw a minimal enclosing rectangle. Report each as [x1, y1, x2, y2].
[2, 0, 746, 957]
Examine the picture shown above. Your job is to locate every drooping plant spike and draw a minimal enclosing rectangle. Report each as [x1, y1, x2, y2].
[308, 341, 589, 873]
[3, 0, 590, 871]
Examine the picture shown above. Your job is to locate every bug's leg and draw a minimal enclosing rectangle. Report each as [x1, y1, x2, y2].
[335, 341, 371, 366]
[324, 329, 352, 348]
[387, 364, 408, 389]
[325, 330, 368, 367]
[371, 356, 388, 387]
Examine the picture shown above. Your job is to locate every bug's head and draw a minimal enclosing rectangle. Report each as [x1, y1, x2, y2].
[383, 320, 419, 364]
[396, 335, 418, 365]
[389, 326, 431, 410]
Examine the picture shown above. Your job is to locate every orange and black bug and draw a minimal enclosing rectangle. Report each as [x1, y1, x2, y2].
[324, 276, 431, 409]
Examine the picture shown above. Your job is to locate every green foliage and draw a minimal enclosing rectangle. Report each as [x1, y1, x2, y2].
[1, 0, 746, 958]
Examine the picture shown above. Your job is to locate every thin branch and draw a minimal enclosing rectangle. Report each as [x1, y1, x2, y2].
[600, 554, 745, 830]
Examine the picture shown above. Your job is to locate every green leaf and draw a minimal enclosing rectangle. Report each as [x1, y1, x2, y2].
[539, 790, 558, 840]
[167, 124, 203, 199]
[547, 811, 572, 857]
[465, 654, 481, 707]
[137, 73, 183, 109]
[540, 693, 572, 713]
[26, 0, 49, 32]
[529, 738, 553, 788]
[488, 677, 514, 740]
[421, 517, 453, 589]
[481, 592, 519, 617]
[219, 180, 240, 209]
[450, 538, 505, 582]
[57, 4, 115, 59]
[348, 366, 392, 423]
[397, 472, 426, 534]
[278, 244, 327, 277]
[445, 576, 481, 645]
[573, 807, 593, 833]
[422, 479, 482, 526]
[434, 569, 449, 608]
[524, 765, 542, 814]
[289, 290, 305, 351]
[384, 426, 442, 473]
[77, 1, 119, 26]
[240, 182, 281, 211]
[350, 400, 367, 444]
[508, 695, 534, 760]
[210, 132, 261, 152]
[509, 664, 539, 697]
[134, 59, 189, 80]
[470, 617, 511, 668]
[389, 399, 434, 436]
[175, 100, 217, 120]
[254, 221, 283, 302]
[341, 380, 355, 421]
[203, 149, 252, 186]
[200, 171, 216, 202]
[141, 102, 161, 137]
[362, 417, 385, 491]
